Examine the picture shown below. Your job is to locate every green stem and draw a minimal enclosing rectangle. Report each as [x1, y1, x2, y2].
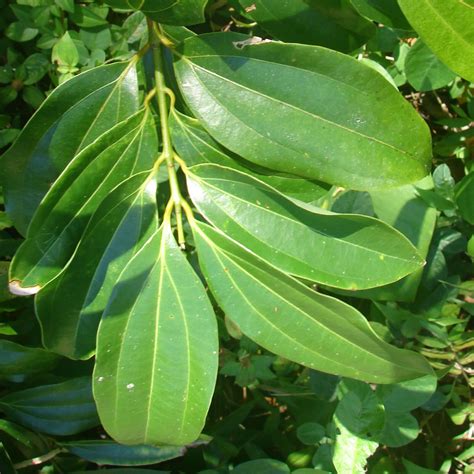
[148, 19, 185, 248]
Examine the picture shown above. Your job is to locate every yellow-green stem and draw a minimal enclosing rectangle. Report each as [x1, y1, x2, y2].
[148, 19, 185, 248]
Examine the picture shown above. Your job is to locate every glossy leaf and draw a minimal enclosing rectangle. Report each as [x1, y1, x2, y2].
[0, 340, 60, 383]
[1, 62, 139, 235]
[455, 172, 474, 225]
[171, 110, 329, 202]
[405, 40, 456, 92]
[61, 440, 185, 466]
[35, 172, 160, 359]
[192, 221, 433, 383]
[0, 377, 99, 436]
[174, 32, 431, 190]
[350, 0, 411, 30]
[238, 0, 375, 52]
[398, 0, 474, 82]
[9, 109, 157, 294]
[187, 164, 424, 290]
[94, 223, 218, 445]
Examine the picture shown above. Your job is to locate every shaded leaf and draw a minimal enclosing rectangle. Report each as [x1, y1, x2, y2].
[351, 0, 411, 29]
[1, 62, 139, 235]
[35, 172, 160, 359]
[192, 221, 433, 383]
[94, 223, 218, 445]
[455, 172, 474, 225]
[0, 377, 99, 436]
[174, 32, 431, 190]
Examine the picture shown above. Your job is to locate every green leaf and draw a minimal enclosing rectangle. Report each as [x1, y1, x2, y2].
[405, 40, 456, 92]
[232, 459, 290, 474]
[238, 0, 375, 52]
[138, 0, 208, 26]
[455, 172, 474, 225]
[187, 164, 424, 290]
[333, 381, 384, 474]
[94, 223, 218, 445]
[35, 172, 160, 359]
[0, 340, 61, 383]
[5, 22, 38, 42]
[9, 109, 157, 294]
[174, 32, 431, 190]
[0, 443, 15, 474]
[378, 411, 419, 447]
[296, 423, 326, 445]
[52, 32, 79, 67]
[1, 62, 139, 235]
[351, 0, 411, 30]
[171, 110, 329, 202]
[0, 377, 99, 436]
[192, 221, 433, 383]
[398, 0, 474, 82]
[61, 440, 186, 466]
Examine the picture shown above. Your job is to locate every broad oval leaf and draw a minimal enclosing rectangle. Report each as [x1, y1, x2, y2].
[9, 109, 157, 294]
[398, 0, 474, 82]
[61, 440, 186, 466]
[192, 221, 433, 383]
[350, 0, 411, 30]
[1, 62, 139, 235]
[35, 172, 160, 360]
[174, 32, 432, 190]
[0, 340, 61, 383]
[93, 223, 218, 445]
[0, 377, 99, 436]
[171, 110, 329, 202]
[187, 164, 424, 290]
[239, 0, 376, 52]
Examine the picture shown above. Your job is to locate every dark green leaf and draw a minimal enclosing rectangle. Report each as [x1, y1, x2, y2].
[351, 0, 411, 29]
[140, 0, 208, 26]
[0, 340, 61, 383]
[1, 62, 139, 235]
[61, 440, 185, 466]
[239, 0, 375, 52]
[232, 459, 290, 474]
[192, 221, 433, 383]
[35, 172, 160, 359]
[0, 377, 99, 436]
[398, 0, 474, 82]
[174, 32, 431, 190]
[94, 223, 218, 445]
[9, 109, 157, 294]
[455, 172, 474, 225]
[187, 164, 424, 289]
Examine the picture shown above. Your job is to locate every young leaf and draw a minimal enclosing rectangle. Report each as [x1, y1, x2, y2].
[9, 110, 157, 294]
[191, 221, 433, 383]
[35, 172, 160, 359]
[1, 62, 139, 235]
[187, 164, 424, 290]
[238, 0, 376, 52]
[0, 377, 99, 436]
[171, 110, 329, 202]
[60, 440, 186, 466]
[174, 32, 432, 190]
[398, 0, 474, 82]
[93, 223, 218, 445]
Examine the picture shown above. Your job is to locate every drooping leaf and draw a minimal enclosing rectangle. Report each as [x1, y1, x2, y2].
[171, 110, 329, 202]
[94, 223, 218, 445]
[9, 109, 157, 294]
[1, 62, 139, 235]
[174, 32, 431, 190]
[405, 40, 456, 92]
[350, 0, 411, 30]
[0, 377, 99, 436]
[187, 164, 424, 290]
[192, 221, 433, 383]
[0, 339, 61, 383]
[35, 172, 160, 359]
[398, 0, 474, 82]
[239, 0, 375, 52]
[61, 440, 186, 466]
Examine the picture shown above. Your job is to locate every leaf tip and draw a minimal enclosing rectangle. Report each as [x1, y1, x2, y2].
[9, 280, 41, 296]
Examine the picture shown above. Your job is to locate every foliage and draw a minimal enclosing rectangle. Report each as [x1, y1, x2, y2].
[0, 0, 473, 472]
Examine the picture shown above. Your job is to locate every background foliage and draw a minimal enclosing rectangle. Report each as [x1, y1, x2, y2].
[0, 0, 473, 473]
